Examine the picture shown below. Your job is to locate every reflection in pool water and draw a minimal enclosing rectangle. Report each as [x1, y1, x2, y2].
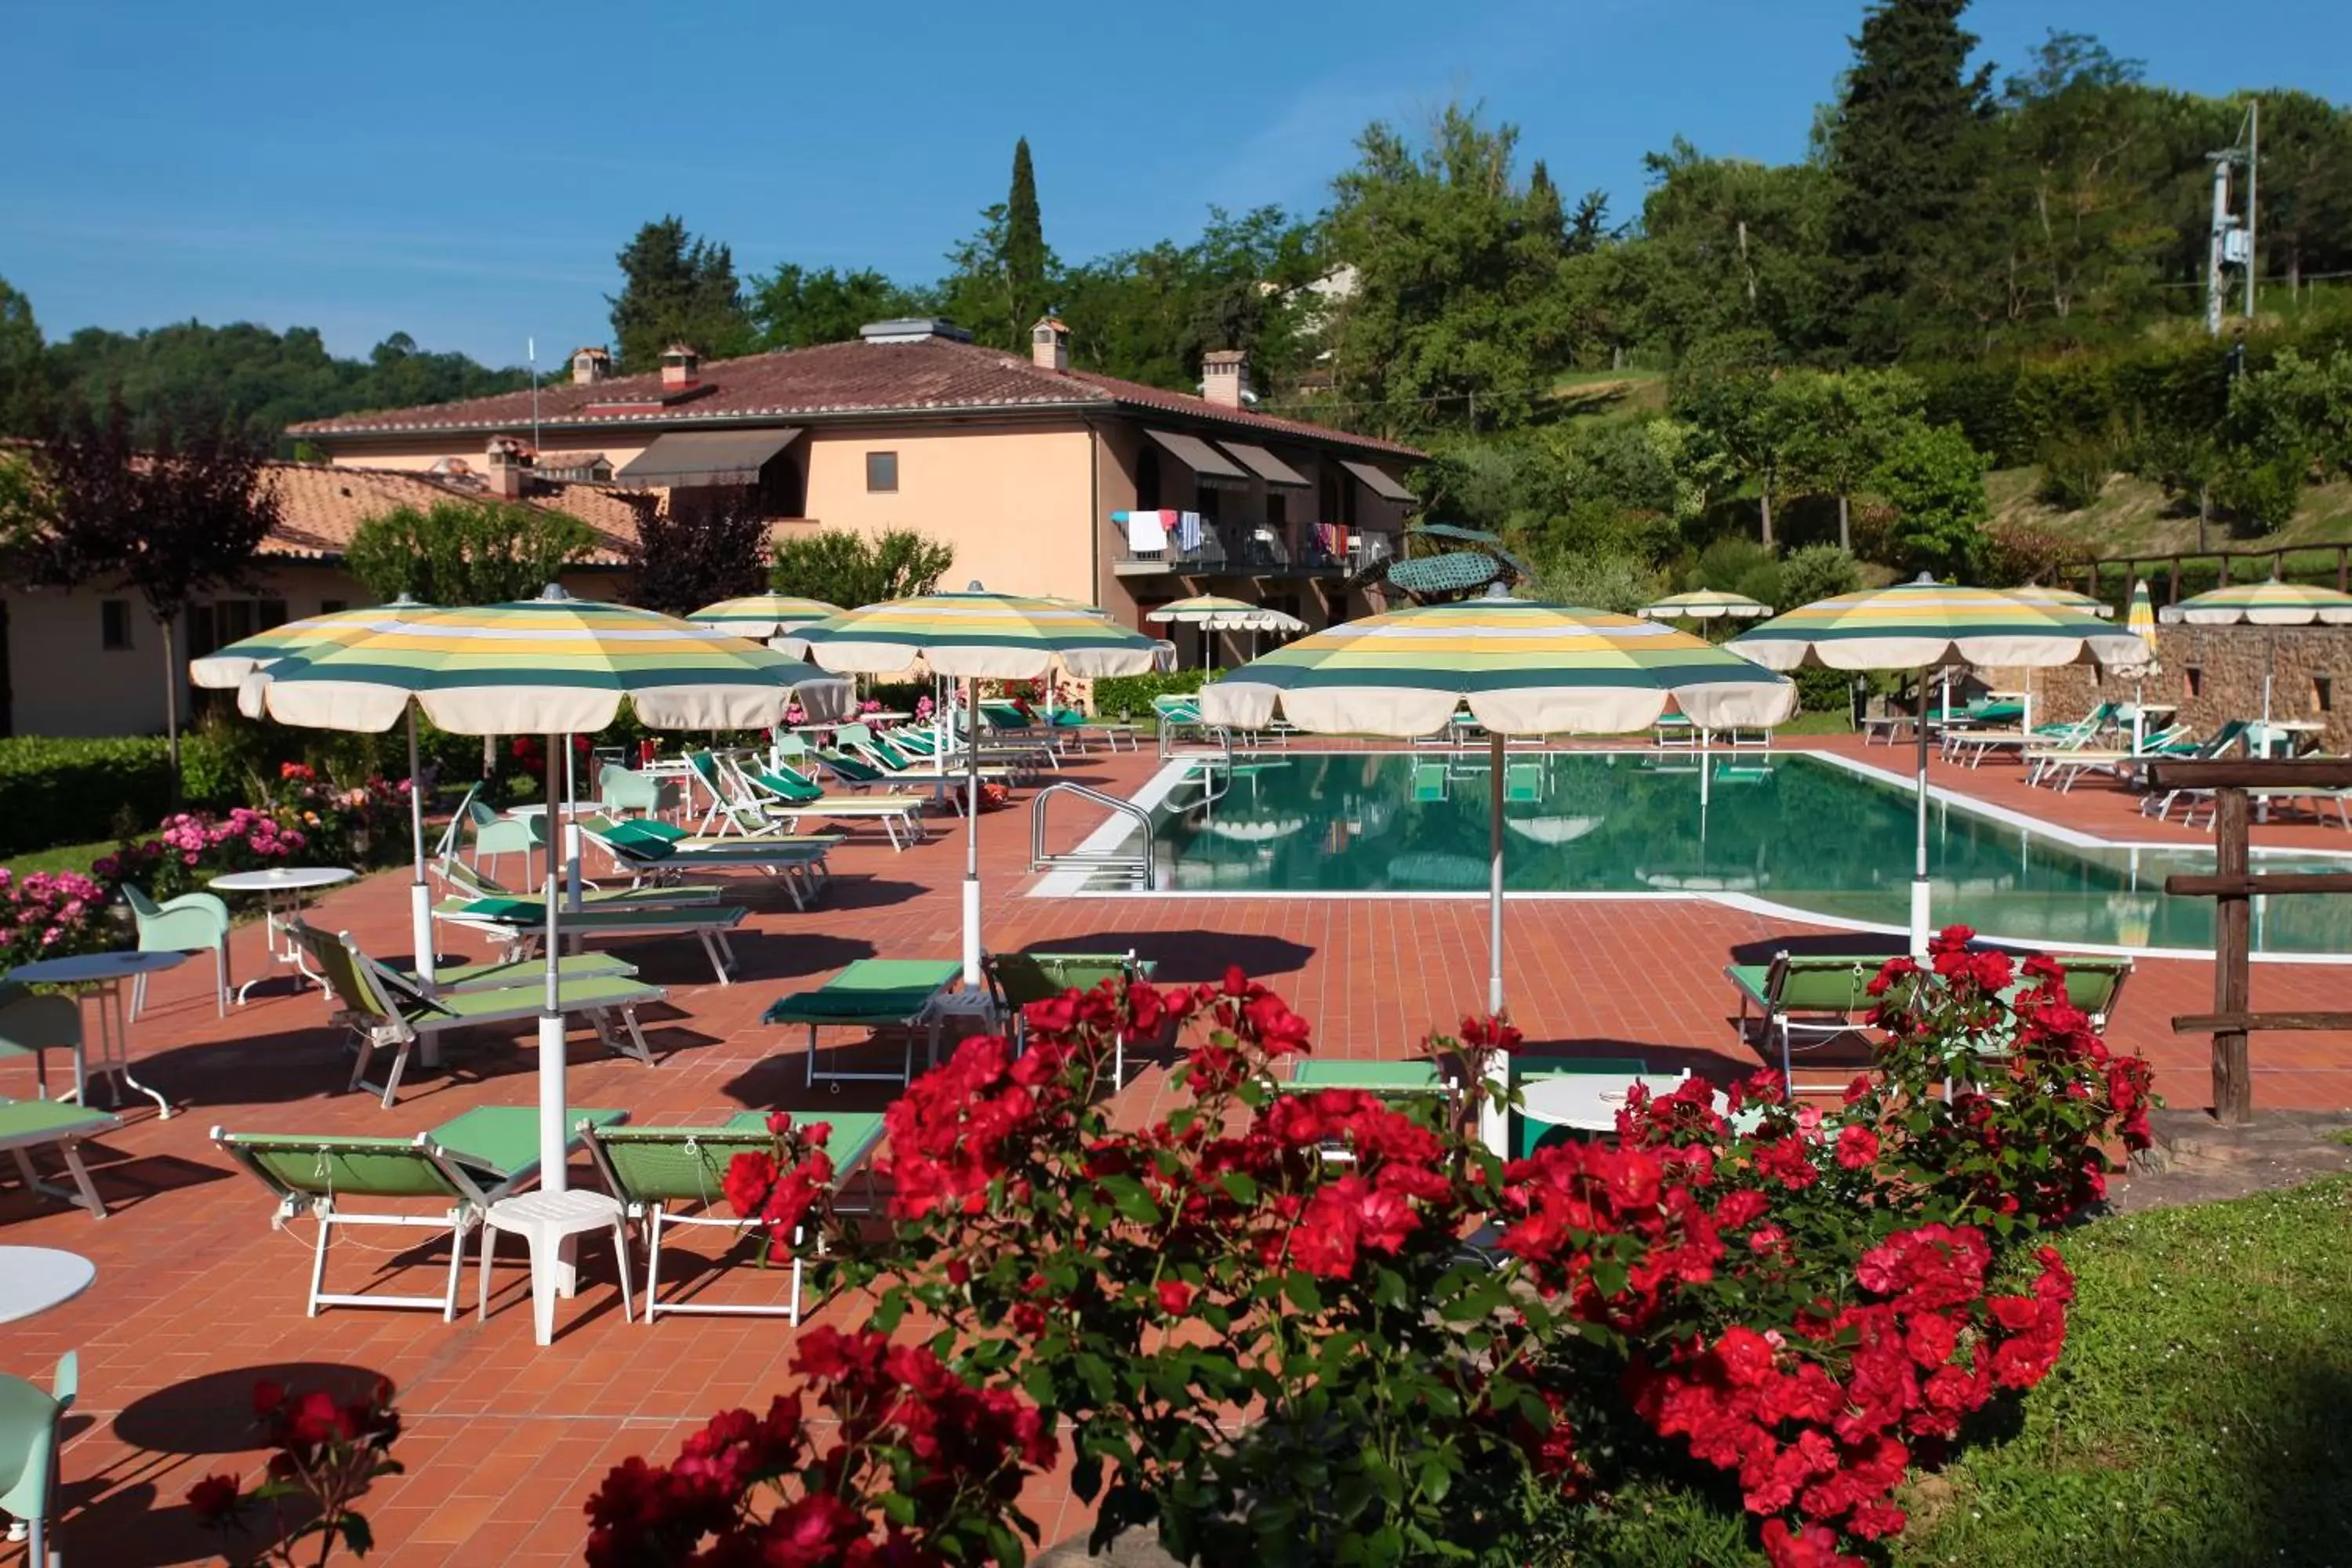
[1146, 752, 2352, 956]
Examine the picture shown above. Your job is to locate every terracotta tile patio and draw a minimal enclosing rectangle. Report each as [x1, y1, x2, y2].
[2, 739, 2344, 1566]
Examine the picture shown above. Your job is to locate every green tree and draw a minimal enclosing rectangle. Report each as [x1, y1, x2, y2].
[345, 499, 596, 606]
[18, 396, 279, 775]
[1781, 368, 1925, 549]
[608, 216, 753, 372]
[0, 277, 47, 436]
[626, 493, 770, 616]
[2249, 89, 2352, 296]
[1057, 207, 1320, 390]
[1779, 543, 1865, 607]
[1873, 419, 1989, 576]
[1614, 141, 1832, 358]
[1323, 103, 1583, 434]
[1004, 138, 1051, 340]
[750, 266, 927, 350]
[1823, 0, 1994, 358]
[1670, 333, 1797, 544]
[771, 528, 955, 608]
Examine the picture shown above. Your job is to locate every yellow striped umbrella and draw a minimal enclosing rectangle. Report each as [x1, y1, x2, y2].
[249, 587, 850, 1185]
[1730, 575, 2143, 953]
[800, 584, 1166, 982]
[2008, 584, 2114, 617]
[688, 595, 844, 655]
[1637, 589, 1773, 622]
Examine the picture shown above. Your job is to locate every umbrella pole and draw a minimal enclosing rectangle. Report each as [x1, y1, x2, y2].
[406, 707, 434, 986]
[962, 677, 982, 986]
[539, 728, 569, 1192]
[564, 737, 583, 911]
[1911, 666, 1933, 956]
[1482, 731, 1508, 1159]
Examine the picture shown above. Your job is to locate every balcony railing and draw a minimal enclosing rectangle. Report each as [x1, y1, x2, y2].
[1114, 521, 1398, 578]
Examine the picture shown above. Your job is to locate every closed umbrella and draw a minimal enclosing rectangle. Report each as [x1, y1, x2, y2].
[1202, 585, 1792, 1004]
[191, 596, 445, 983]
[244, 586, 849, 1187]
[1636, 590, 1773, 622]
[1729, 575, 2143, 953]
[2162, 578, 2352, 725]
[2121, 581, 2163, 752]
[796, 585, 1166, 983]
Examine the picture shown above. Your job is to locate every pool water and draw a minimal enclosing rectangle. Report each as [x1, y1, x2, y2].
[1143, 751, 2352, 956]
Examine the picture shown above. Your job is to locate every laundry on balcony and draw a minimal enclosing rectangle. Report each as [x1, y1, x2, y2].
[1177, 512, 1204, 550]
[1115, 509, 1174, 550]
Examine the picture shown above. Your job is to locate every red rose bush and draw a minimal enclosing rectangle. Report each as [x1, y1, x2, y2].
[590, 926, 2153, 1567]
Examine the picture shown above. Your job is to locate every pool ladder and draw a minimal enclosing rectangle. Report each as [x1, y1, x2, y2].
[1031, 781, 1157, 889]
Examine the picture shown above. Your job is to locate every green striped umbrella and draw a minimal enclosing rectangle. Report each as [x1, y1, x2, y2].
[2163, 578, 2352, 722]
[1730, 575, 2144, 953]
[2122, 582, 2162, 751]
[250, 586, 850, 1187]
[688, 594, 844, 656]
[1202, 590, 1792, 1151]
[190, 597, 445, 989]
[1638, 589, 1773, 622]
[799, 584, 1166, 982]
[1145, 594, 1308, 633]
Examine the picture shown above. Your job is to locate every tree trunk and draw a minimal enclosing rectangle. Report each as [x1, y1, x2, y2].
[160, 615, 181, 803]
[1837, 492, 1851, 554]
[1759, 482, 1774, 548]
[2197, 485, 2211, 553]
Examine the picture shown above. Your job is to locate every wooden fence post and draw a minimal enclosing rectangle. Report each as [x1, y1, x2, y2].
[2210, 786, 2252, 1124]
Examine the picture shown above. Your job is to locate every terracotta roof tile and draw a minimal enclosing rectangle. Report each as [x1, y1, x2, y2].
[289, 336, 1424, 460]
[260, 463, 640, 565]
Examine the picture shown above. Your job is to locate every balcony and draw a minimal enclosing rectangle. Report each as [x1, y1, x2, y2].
[1112, 521, 1397, 579]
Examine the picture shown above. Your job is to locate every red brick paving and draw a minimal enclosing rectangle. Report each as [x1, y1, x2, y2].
[2, 737, 2345, 1565]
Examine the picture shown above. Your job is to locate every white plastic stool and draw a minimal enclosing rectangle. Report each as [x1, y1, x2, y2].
[478, 1189, 633, 1345]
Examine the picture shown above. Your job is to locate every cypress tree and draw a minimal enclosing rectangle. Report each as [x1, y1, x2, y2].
[1004, 138, 1050, 339]
[1824, 0, 1993, 358]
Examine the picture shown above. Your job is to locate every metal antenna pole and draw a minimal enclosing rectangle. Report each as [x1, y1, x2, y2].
[2206, 154, 2233, 338]
[528, 337, 542, 453]
[2245, 101, 2259, 321]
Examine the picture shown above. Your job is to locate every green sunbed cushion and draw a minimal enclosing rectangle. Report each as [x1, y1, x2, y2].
[612, 818, 690, 844]
[1287, 1060, 1443, 1093]
[426, 953, 636, 987]
[0, 1098, 117, 1139]
[412, 973, 661, 1024]
[433, 1105, 626, 1178]
[762, 960, 960, 1026]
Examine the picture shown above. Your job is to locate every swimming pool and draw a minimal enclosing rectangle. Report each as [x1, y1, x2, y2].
[1122, 751, 2352, 957]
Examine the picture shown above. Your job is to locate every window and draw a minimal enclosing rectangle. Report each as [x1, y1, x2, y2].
[1267, 492, 1287, 528]
[1136, 445, 1162, 510]
[100, 600, 132, 651]
[866, 451, 898, 493]
[2316, 676, 2335, 714]
[2185, 666, 2204, 699]
[320, 600, 347, 615]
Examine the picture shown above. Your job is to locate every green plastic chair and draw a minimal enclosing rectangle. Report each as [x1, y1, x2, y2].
[464, 789, 544, 885]
[599, 763, 682, 820]
[215, 1106, 626, 1318]
[583, 1110, 885, 1323]
[0, 1352, 75, 1566]
[985, 951, 1157, 1087]
[0, 983, 81, 1101]
[123, 883, 232, 1018]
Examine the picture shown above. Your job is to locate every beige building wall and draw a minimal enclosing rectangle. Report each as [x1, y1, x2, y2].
[1985, 624, 2352, 756]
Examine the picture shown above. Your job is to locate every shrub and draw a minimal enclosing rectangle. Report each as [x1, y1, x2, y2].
[1795, 666, 1857, 719]
[594, 931, 2154, 1567]
[1875, 422, 1991, 579]
[2032, 434, 2114, 511]
[1980, 520, 2076, 590]
[1777, 545, 1862, 610]
[0, 735, 173, 856]
[0, 866, 115, 967]
[2214, 451, 2307, 538]
[1533, 551, 1665, 614]
[1091, 668, 1207, 719]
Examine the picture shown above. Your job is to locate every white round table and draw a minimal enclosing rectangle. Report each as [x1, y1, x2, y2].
[7, 949, 185, 1116]
[0, 1247, 96, 1324]
[209, 867, 356, 1001]
[1519, 1072, 1711, 1134]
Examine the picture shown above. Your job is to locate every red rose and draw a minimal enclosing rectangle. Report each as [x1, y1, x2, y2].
[1155, 1279, 1194, 1314]
[185, 1474, 241, 1526]
[1712, 1326, 1777, 1388]
[1834, 1125, 1880, 1171]
[251, 1378, 285, 1420]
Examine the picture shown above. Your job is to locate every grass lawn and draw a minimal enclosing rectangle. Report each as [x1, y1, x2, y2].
[1552, 1177, 2352, 1568]
[1, 839, 117, 880]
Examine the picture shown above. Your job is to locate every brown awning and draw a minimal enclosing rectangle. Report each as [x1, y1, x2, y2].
[1144, 428, 1250, 487]
[1341, 459, 1417, 503]
[1218, 441, 1310, 488]
[614, 428, 802, 487]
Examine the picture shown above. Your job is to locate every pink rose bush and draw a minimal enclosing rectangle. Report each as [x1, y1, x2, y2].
[590, 927, 2154, 1566]
[0, 866, 114, 967]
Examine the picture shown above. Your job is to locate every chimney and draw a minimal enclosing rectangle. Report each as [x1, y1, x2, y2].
[1202, 349, 1249, 409]
[570, 345, 611, 385]
[485, 436, 532, 499]
[1030, 315, 1070, 372]
[660, 343, 699, 388]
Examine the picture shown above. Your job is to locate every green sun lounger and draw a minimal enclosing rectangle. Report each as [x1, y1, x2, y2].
[435, 855, 726, 910]
[738, 763, 929, 850]
[1283, 1059, 1448, 1094]
[985, 951, 1158, 1087]
[427, 886, 750, 987]
[579, 815, 838, 911]
[583, 1109, 886, 1323]
[0, 1098, 122, 1218]
[296, 924, 667, 1108]
[765, 959, 964, 1088]
[214, 1105, 627, 1319]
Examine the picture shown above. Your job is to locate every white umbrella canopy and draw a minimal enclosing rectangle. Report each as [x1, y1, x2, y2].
[244, 586, 849, 1188]
[1146, 595, 1309, 633]
[797, 584, 1167, 982]
[1637, 590, 1773, 622]
[1729, 575, 2145, 953]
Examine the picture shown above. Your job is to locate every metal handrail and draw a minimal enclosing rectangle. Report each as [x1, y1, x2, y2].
[1031, 780, 1156, 888]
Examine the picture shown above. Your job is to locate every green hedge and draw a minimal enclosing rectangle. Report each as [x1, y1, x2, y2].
[0, 736, 176, 856]
[1089, 669, 1208, 719]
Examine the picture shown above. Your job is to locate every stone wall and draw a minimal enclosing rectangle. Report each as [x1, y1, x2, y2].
[1982, 625, 2352, 753]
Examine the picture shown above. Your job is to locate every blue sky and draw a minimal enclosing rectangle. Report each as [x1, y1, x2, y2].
[6, 0, 2347, 367]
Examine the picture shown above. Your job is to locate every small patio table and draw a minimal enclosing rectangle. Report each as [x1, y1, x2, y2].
[0, 1247, 95, 1324]
[209, 866, 356, 1001]
[1519, 1073, 1715, 1134]
[6, 949, 183, 1117]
